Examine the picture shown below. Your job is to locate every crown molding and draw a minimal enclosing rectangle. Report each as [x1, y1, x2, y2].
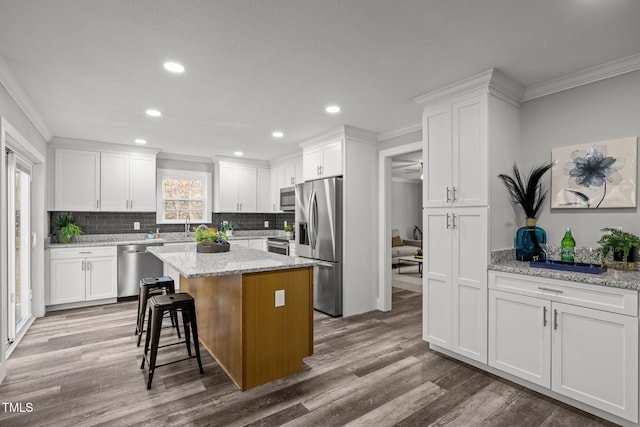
[378, 121, 422, 142]
[0, 54, 53, 142]
[50, 136, 159, 156]
[298, 125, 377, 148]
[522, 53, 640, 102]
[414, 69, 524, 107]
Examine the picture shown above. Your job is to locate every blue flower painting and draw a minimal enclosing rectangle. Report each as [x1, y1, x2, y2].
[551, 137, 637, 209]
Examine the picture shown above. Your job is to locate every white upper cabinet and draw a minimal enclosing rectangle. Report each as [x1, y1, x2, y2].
[54, 147, 156, 212]
[423, 94, 487, 208]
[257, 168, 271, 212]
[283, 158, 303, 186]
[54, 148, 101, 211]
[216, 162, 258, 212]
[303, 139, 342, 181]
[270, 166, 283, 212]
[101, 153, 156, 212]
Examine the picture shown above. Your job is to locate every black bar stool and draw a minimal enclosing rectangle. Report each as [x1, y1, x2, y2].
[136, 276, 180, 347]
[141, 292, 204, 389]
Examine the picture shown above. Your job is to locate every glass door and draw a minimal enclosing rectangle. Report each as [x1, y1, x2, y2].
[6, 150, 32, 345]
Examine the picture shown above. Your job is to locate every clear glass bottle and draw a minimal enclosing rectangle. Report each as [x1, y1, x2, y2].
[560, 228, 576, 263]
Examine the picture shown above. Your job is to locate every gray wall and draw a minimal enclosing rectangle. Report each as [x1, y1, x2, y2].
[391, 180, 422, 239]
[520, 70, 640, 248]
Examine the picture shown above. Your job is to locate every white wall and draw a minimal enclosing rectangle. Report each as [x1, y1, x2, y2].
[520, 70, 640, 247]
[391, 180, 422, 239]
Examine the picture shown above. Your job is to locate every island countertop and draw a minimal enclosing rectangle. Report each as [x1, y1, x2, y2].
[147, 243, 315, 279]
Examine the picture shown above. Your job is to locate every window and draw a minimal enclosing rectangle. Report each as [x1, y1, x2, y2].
[156, 169, 211, 224]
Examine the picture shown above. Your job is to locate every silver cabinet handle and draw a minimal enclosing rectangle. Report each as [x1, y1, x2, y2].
[97, 200, 99, 209]
[87, 261, 90, 271]
[452, 186, 457, 202]
[543, 306, 548, 327]
[554, 309, 558, 330]
[79, 251, 92, 254]
[538, 287, 563, 294]
[446, 187, 451, 203]
[446, 213, 450, 229]
[452, 213, 457, 229]
[82, 260, 85, 271]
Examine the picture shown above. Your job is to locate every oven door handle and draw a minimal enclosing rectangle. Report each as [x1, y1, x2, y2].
[267, 241, 290, 248]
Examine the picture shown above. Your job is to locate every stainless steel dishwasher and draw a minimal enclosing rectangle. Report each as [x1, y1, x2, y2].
[117, 243, 164, 297]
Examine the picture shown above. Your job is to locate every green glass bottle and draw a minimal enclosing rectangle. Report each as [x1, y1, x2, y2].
[560, 228, 576, 263]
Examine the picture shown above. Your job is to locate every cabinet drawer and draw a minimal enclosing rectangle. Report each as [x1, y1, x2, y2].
[489, 271, 638, 316]
[50, 246, 116, 260]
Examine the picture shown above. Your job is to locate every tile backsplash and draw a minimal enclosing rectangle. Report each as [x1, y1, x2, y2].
[49, 211, 295, 235]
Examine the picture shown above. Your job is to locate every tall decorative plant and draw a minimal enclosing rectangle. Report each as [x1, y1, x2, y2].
[498, 163, 552, 261]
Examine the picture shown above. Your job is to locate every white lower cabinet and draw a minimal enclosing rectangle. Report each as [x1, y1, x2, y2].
[489, 272, 638, 422]
[49, 246, 117, 305]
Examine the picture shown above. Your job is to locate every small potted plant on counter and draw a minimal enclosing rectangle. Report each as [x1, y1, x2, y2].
[54, 214, 83, 244]
[220, 221, 235, 237]
[284, 224, 294, 240]
[194, 225, 230, 253]
[597, 227, 640, 269]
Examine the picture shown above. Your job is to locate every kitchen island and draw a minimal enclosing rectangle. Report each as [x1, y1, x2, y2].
[147, 243, 316, 391]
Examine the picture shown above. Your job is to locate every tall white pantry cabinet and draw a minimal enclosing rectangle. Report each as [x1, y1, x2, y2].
[416, 69, 522, 364]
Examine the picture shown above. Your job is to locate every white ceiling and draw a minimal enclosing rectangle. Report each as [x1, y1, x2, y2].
[1, 0, 640, 161]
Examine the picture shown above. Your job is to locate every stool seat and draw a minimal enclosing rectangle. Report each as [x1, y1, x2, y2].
[141, 292, 204, 389]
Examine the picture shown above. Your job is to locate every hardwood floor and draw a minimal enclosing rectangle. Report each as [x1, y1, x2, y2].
[1, 288, 615, 426]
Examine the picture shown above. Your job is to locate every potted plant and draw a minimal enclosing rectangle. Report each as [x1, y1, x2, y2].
[498, 162, 552, 261]
[597, 227, 640, 264]
[220, 221, 235, 237]
[194, 225, 230, 253]
[284, 224, 294, 240]
[54, 214, 83, 244]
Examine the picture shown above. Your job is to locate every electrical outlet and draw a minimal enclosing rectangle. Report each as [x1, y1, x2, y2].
[264, 220, 269, 228]
[134, 222, 140, 230]
[284, 220, 288, 227]
[275, 290, 285, 307]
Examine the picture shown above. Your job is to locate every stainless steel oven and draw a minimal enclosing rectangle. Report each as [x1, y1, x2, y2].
[266, 237, 290, 256]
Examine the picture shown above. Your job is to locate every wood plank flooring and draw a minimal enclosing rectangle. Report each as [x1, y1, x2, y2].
[1, 288, 616, 426]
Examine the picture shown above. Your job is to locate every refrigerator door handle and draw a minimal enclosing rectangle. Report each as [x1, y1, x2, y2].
[307, 189, 315, 250]
[315, 260, 335, 268]
[311, 190, 319, 250]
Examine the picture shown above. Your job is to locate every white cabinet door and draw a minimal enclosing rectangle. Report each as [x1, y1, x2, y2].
[423, 208, 452, 348]
[423, 106, 451, 208]
[257, 168, 271, 212]
[129, 155, 156, 211]
[85, 256, 117, 300]
[248, 239, 265, 251]
[321, 140, 343, 178]
[303, 147, 322, 181]
[284, 163, 296, 187]
[452, 96, 487, 207]
[488, 290, 551, 387]
[54, 148, 101, 211]
[230, 239, 249, 247]
[270, 166, 283, 211]
[294, 160, 303, 184]
[552, 302, 638, 422]
[218, 163, 239, 211]
[50, 258, 85, 304]
[237, 166, 257, 211]
[451, 207, 487, 362]
[100, 152, 129, 211]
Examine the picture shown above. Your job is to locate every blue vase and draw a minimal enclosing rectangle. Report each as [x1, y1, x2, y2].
[515, 219, 547, 261]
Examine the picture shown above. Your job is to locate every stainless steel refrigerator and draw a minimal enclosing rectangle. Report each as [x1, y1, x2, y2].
[295, 177, 343, 316]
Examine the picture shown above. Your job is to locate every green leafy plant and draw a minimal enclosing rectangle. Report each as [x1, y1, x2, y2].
[498, 163, 553, 219]
[219, 222, 235, 233]
[597, 227, 640, 262]
[54, 214, 73, 229]
[193, 225, 228, 244]
[284, 224, 294, 232]
[59, 223, 83, 244]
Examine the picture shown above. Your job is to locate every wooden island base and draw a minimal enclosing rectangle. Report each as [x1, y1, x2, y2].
[181, 266, 313, 391]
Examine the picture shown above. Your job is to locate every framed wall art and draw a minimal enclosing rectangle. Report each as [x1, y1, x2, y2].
[551, 137, 637, 209]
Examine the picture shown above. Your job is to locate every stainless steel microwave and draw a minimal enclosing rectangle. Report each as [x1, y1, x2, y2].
[279, 186, 295, 211]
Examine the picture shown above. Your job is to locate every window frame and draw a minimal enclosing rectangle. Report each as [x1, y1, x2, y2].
[156, 168, 212, 224]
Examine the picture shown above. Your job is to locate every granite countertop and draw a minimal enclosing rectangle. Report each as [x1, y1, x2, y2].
[488, 258, 640, 291]
[147, 243, 315, 279]
[46, 230, 288, 249]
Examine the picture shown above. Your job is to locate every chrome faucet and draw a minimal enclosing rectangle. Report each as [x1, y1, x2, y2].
[185, 215, 191, 236]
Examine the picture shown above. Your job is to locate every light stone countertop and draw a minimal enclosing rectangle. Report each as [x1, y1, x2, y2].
[46, 230, 288, 249]
[488, 258, 640, 291]
[147, 243, 315, 279]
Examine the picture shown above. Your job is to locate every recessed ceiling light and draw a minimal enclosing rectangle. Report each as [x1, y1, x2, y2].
[134, 139, 147, 144]
[272, 131, 284, 138]
[234, 151, 243, 156]
[325, 105, 341, 114]
[145, 109, 162, 117]
[163, 61, 185, 73]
